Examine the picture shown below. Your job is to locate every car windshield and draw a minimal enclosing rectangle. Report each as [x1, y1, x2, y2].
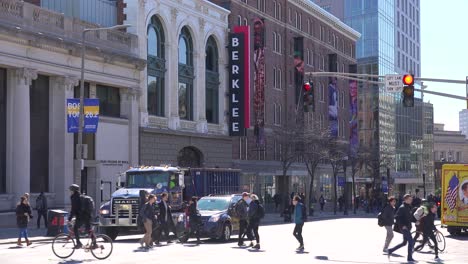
[126, 171, 172, 189]
[197, 198, 230, 211]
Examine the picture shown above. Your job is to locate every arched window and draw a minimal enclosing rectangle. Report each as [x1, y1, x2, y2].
[178, 27, 194, 120]
[205, 36, 219, 124]
[147, 16, 165, 117]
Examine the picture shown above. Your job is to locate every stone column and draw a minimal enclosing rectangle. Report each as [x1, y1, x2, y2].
[49, 76, 78, 208]
[6, 68, 37, 201]
[123, 87, 140, 167]
[196, 18, 208, 133]
[168, 7, 180, 130]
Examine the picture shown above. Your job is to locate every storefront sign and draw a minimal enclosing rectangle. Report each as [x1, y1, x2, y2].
[67, 98, 100, 133]
[228, 26, 250, 136]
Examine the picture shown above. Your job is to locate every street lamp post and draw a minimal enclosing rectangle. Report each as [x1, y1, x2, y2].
[76, 24, 131, 192]
[343, 156, 348, 216]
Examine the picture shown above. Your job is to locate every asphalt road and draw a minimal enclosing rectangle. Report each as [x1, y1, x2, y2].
[0, 218, 466, 264]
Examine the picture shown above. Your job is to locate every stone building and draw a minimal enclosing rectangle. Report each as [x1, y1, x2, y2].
[124, 0, 233, 169]
[0, 0, 144, 214]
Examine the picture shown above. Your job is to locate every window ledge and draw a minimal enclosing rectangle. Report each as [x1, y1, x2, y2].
[100, 116, 129, 125]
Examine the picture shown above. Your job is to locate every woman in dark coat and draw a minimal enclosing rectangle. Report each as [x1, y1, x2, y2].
[16, 196, 33, 246]
[188, 196, 202, 244]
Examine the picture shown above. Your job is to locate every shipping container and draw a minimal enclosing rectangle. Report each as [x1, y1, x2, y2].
[183, 168, 241, 200]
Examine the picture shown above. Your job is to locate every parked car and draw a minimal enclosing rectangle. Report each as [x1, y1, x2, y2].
[177, 194, 242, 242]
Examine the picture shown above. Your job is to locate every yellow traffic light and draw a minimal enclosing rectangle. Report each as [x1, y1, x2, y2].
[402, 74, 414, 86]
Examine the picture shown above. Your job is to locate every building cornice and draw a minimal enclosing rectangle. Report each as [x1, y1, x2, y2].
[290, 0, 361, 41]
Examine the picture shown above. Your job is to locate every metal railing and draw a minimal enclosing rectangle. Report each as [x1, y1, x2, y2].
[0, 0, 138, 56]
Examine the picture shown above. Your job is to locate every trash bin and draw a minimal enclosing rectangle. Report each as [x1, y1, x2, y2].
[47, 209, 69, 237]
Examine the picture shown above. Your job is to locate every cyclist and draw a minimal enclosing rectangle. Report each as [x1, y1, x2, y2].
[414, 203, 440, 260]
[412, 199, 428, 242]
[68, 184, 95, 249]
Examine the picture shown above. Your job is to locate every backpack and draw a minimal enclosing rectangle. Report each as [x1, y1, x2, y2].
[377, 205, 386, 227]
[231, 200, 246, 219]
[256, 203, 265, 219]
[80, 195, 95, 217]
[301, 203, 307, 221]
[36, 196, 44, 211]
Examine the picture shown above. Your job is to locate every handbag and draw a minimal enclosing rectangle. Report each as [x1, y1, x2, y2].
[393, 223, 401, 233]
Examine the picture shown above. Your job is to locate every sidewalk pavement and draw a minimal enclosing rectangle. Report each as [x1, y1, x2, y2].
[0, 210, 374, 245]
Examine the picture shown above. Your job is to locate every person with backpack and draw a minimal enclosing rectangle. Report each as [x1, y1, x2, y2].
[412, 199, 428, 242]
[247, 194, 264, 249]
[236, 192, 250, 247]
[414, 203, 440, 261]
[387, 194, 415, 262]
[68, 184, 95, 249]
[380, 196, 396, 252]
[292, 195, 306, 251]
[35, 191, 48, 229]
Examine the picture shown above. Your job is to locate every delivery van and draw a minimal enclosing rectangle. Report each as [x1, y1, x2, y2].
[441, 164, 468, 235]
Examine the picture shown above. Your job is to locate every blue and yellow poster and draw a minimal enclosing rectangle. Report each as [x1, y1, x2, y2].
[67, 98, 99, 133]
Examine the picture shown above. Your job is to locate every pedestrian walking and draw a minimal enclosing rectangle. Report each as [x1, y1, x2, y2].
[188, 196, 202, 244]
[381, 196, 396, 252]
[247, 194, 264, 249]
[273, 193, 282, 212]
[388, 194, 415, 262]
[414, 203, 440, 261]
[235, 192, 250, 247]
[155, 192, 173, 245]
[140, 194, 156, 249]
[319, 195, 325, 212]
[292, 195, 306, 251]
[16, 196, 33, 246]
[338, 195, 344, 212]
[35, 191, 48, 229]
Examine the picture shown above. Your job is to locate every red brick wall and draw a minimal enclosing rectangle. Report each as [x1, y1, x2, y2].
[24, 0, 40, 6]
[116, 0, 127, 25]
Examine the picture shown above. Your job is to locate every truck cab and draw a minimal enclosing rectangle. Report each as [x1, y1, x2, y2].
[99, 165, 185, 240]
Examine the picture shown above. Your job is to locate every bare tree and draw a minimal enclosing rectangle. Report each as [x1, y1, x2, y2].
[301, 118, 332, 215]
[326, 140, 349, 215]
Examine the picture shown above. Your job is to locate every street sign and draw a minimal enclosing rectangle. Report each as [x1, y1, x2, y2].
[385, 74, 403, 92]
[338, 176, 345, 187]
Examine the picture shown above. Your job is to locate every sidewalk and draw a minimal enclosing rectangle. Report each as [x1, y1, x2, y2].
[0, 210, 373, 245]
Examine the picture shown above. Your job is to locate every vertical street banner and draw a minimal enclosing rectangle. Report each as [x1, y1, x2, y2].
[293, 37, 305, 107]
[328, 54, 338, 138]
[252, 18, 265, 146]
[229, 25, 250, 136]
[349, 64, 359, 157]
[67, 98, 100, 133]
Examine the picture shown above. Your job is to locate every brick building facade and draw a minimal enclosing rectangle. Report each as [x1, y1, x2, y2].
[210, 0, 359, 201]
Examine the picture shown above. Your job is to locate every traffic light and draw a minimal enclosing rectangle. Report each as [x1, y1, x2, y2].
[402, 74, 414, 107]
[303, 81, 314, 112]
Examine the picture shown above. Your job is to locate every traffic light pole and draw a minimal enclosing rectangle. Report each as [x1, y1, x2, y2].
[305, 72, 468, 101]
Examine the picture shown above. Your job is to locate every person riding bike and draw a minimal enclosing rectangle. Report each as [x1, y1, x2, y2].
[412, 199, 429, 242]
[414, 203, 440, 261]
[68, 184, 96, 249]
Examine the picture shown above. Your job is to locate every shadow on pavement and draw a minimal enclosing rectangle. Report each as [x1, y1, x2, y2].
[445, 233, 468, 241]
[57, 259, 94, 264]
[247, 249, 265, 253]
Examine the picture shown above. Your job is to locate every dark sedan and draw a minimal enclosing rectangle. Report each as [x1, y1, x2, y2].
[177, 194, 242, 242]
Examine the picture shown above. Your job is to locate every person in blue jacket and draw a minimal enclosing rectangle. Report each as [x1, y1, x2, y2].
[293, 195, 306, 251]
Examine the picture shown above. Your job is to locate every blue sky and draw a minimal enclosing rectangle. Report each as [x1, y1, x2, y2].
[421, 0, 468, 131]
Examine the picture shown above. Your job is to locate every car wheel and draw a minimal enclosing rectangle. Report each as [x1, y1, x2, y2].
[220, 224, 231, 242]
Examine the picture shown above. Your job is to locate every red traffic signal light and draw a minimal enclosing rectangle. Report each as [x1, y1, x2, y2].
[303, 82, 311, 91]
[402, 74, 414, 86]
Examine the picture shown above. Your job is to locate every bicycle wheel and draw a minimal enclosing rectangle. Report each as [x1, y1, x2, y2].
[52, 233, 75, 259]
[91, 234, 113, 260]
[435, 231, 446, 252]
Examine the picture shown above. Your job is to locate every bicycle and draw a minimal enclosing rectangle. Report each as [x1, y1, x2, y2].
[411, 228, 446, 252]
[52, 219, 113, 260]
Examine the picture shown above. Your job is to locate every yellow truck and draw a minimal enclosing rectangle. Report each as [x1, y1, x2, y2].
[441, 164, 468, 235]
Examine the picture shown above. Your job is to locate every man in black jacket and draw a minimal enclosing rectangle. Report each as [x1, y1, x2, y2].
[155, 192, 173, 245]
[236, 192, 251, 247]
[382, 196, 396, 252]
[68, 184, 95, 249]
[388, 194, 415, 262]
